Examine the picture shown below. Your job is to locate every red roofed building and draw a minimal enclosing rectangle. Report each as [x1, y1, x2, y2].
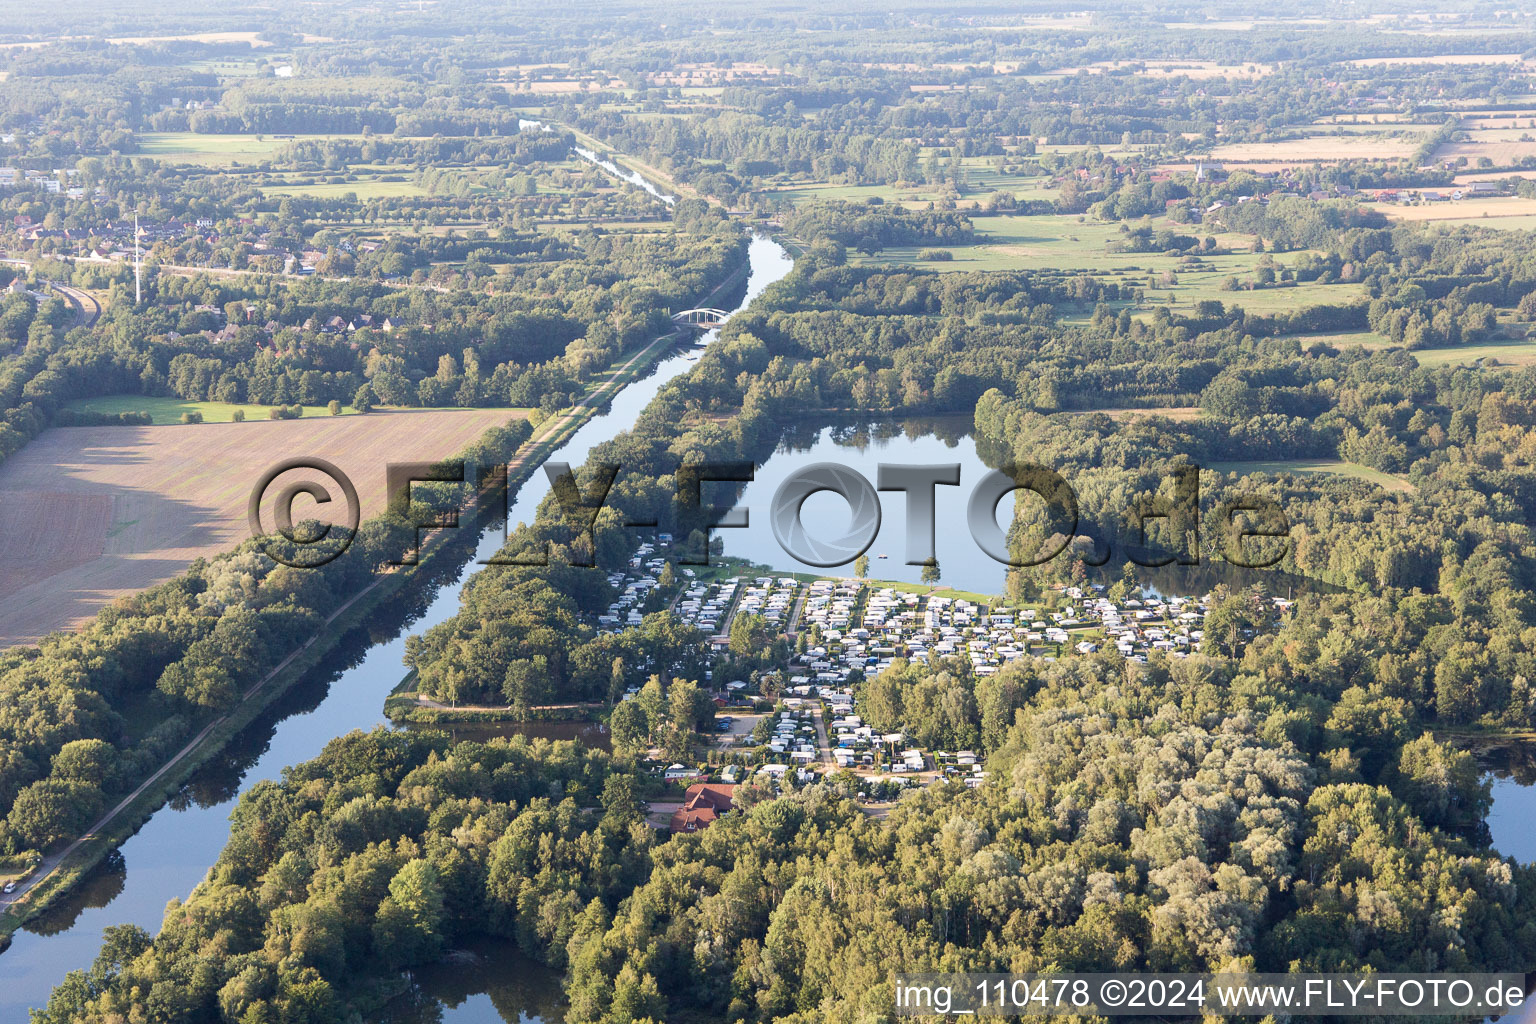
[669, 783, 737, 833]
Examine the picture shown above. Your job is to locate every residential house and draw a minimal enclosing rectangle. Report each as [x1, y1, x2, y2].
[669, 783, 737, 833]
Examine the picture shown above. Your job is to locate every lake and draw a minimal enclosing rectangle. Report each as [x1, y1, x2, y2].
[717, 417, 1012, 594]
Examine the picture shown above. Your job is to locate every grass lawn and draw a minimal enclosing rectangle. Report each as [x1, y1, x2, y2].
[857, 213, 1131, 271]
[1210, 458, 1414, 493]
[763, 171, 1058, 211]
[1063, 405, 1202, 422]
[853, 211, 1366, 315]
[1291, 329, 1390, 348]
[60, 395, 525, 426]
[768, 182, 916, 205]
[1171, 275, 1366, 315]
[1289, 332, 1536, 367]
[135, 132, 369, 165]
[1410, 339, 1536, 367]
[260, 178, 426, 199]
[180, 57, 276, 77]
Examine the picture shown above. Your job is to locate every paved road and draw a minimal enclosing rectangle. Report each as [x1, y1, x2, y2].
[811, 707, 833, 766]
[49, 282, 100, 327]
[785, 587, 809, 635]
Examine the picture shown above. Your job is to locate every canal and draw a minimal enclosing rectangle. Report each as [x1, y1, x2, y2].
[10, 230, 1533, 1022]
[0, 234, 793, 1020]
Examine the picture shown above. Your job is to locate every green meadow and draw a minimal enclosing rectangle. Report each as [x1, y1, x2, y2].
[853, 211, 1366, 314]
[62, 396, 366, 424]
[1210, 458, 1415, 493]
[1410, 338, 1536, 367]
[61, 395, 530, 425]
[135, 132, 369, 165]
[1288, 331, 1536, 367]
[260, 178, 426, 199]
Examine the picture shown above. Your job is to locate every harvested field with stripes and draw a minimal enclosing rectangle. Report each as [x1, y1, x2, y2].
[0, 409, 524, 645]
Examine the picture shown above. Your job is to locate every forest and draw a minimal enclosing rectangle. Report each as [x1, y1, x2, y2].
[32, 661, 1536, 1022]
[2, 0, 1536, 1020]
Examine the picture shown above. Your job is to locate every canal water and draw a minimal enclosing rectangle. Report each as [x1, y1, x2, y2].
[572, 147, 677, 205]
[520, 117, 676, 206]
[1485, 750, 1536, 1024]
[0, 234, 792, 1020]
[10, 230, 1532, 1021]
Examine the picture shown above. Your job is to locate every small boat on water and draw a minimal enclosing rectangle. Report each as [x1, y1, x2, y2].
[877, 553, 888, 559]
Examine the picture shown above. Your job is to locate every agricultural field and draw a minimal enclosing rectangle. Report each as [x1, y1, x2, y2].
[1313, 113, 1433, 124]
[1347, 53, 1528, 66]
[1204, 134, 1425, 164]
[0, 409, 526, 645]
[767, 169, 1056, 210]
[1421, 215, 1536, 231]
[259, 178, 426, 199]
[1039, 59, 1276, 79]
[1381, 198, 1536, 222]
[1433, 129, 1536, 167]
[1452, 170, 1536, 185]
[1461, 111, 1536, 129]
[105, 30, 275, 46]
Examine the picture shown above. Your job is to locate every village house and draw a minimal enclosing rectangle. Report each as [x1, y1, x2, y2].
[668, 783, 737, 833]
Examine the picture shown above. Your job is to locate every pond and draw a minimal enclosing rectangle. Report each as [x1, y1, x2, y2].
[1480, 740, 1536, 865]
[377, 938, 565, 1024]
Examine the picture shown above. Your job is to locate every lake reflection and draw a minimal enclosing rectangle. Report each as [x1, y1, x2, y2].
[717, 416, 1342, 601]
[719, 417, 1011, 594]
[1479, 741, 1536, 865]
[378, 938, 565, 1024]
